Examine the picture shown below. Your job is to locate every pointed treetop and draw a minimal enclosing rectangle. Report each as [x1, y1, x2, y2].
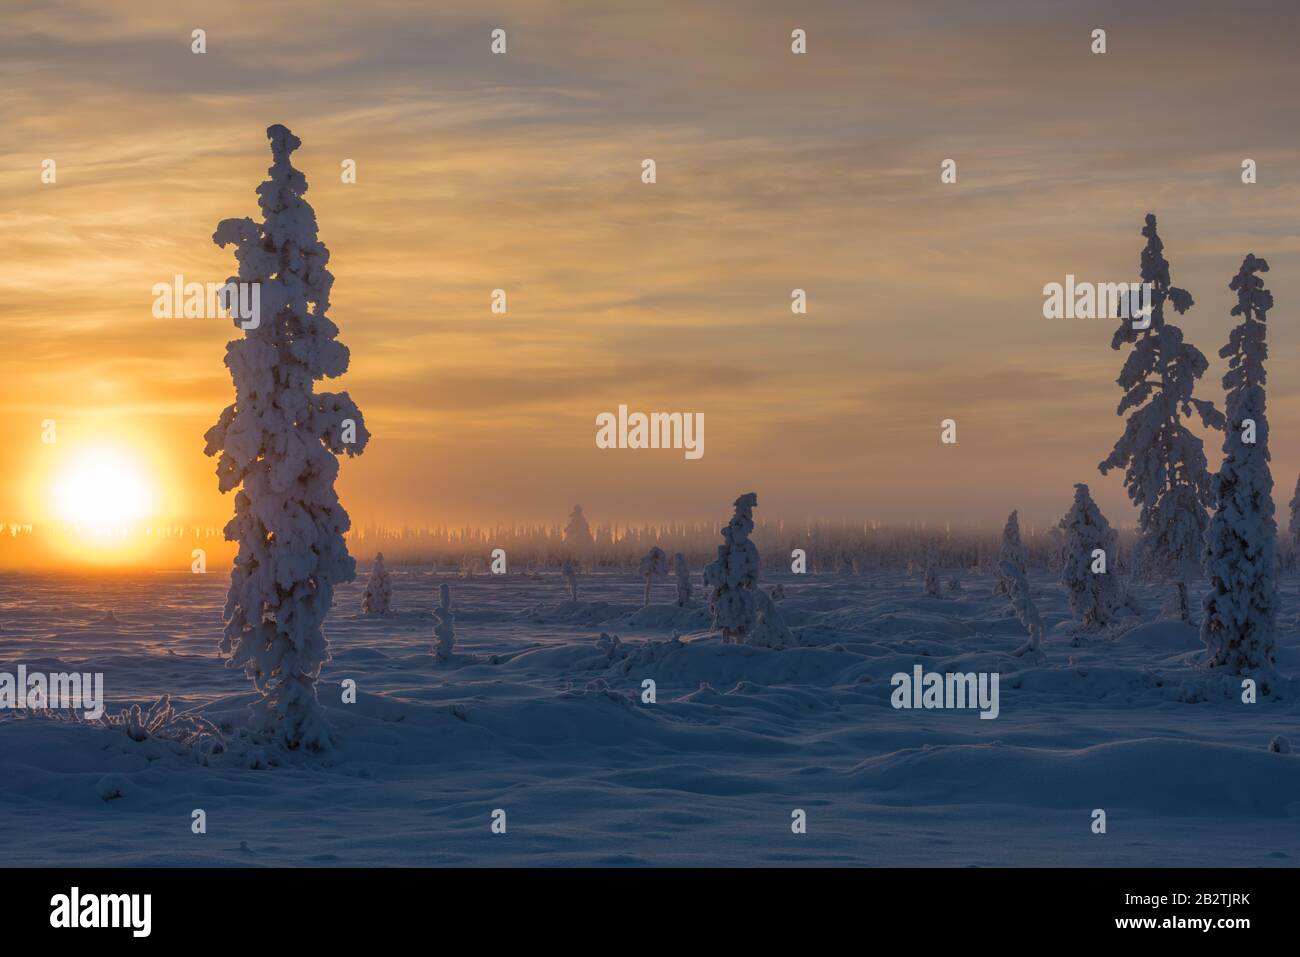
[1138, 212, 1193, 321]
[1229, 254, 1273, 321]
[267, 124, 302, 161]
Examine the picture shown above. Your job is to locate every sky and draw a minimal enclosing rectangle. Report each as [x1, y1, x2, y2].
[2, 0, 1300, 539]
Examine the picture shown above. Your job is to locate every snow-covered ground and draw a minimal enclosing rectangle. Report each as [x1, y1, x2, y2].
[1, 568, 1298, 867]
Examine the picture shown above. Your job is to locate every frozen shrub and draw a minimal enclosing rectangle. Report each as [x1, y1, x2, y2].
[638, 545, 668, 606]
[433, 583, 455, 661]
[673, 552, 692, 606]
[596, 631, 624, 661]
[561, 558, 579, 602]
[923, 540, 941, 597]
[107, 695, 225, 764]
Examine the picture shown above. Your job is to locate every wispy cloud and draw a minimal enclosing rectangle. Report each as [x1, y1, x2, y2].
[3, 0, 1299, 527]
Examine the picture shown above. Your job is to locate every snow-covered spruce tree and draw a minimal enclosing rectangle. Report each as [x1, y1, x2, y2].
[1099, 214, 1223, 622]
[673, 551, 692, 606]
[564, 504, 593, 568]
[1201, 255, 1278, 673]
[923, 540, 941, 597]
[1287, 476, 1300, 567]
[1058, 484, 1123, 627]
[433, 582, 455, 661]
[999, 560, 1045, 660]
[205, 125, 369, 751]
[638, 545, 668, 606]
[561, 558, 579, 602]
[992, 510, 1027, 596]
[704, 494, 761, 642]
[361, 552, 392, 615]
[702, 492, 791, 646]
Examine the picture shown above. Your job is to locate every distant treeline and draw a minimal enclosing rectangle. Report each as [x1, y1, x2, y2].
[345, 520, 1150, 575]
[3, 518, 1294, 576]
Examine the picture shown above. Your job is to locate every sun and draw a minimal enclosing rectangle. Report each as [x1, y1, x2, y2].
[50, 447, 155, 527]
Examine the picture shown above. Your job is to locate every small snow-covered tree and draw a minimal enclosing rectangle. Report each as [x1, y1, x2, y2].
[596, 631, 623, 661]
[749, 599, 794, 648]
[703, 492, 791, 646]
[1058, 484, 1122, 627]
[433, 582, 456, 661]
[205, 125, 369, 751]
[638, 545, 668, 605]
[923, 540, 941, 597]
[999, 560, 1044, 660]
[561, 558, 579, 602]
[1099, 214, 1223, 622]
[673, 552, 692, 606]
[992, 510, 1027, 596]
[564, 504, 593, 568]
[361, 552, 392, 615]
[1201, 255, 1278, 674]
[704, 494, 761, 641]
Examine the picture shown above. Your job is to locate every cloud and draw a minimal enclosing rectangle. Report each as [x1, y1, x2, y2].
[2, 0, 1299, 528]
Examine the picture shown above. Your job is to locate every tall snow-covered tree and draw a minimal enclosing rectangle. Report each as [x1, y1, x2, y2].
[638, 545, 668, 605]
[673, 552, 692, 606]
[205, 125, 369, 750]
[703, 493, 791, 646]
[999, 560, 1044, 661]
[361, 552, 392, 615]
[1099, 214, 1223, 621]
[1287, 475, 1300, 563]
[992, 510, 1027, 596]
[433, 582, 456, 661]
[1058, 484, 1123, 627]
[1201, 255, 1278, 673]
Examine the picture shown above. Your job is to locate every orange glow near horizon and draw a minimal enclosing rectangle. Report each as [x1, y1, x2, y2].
[10, 433, 190, 565]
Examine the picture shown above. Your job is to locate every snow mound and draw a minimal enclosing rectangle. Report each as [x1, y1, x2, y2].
[519, 600, 634, 625]
[1113, 620, 1201, 652]
[620, 603, 710, 630]
[852, 737, 1300, 816]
